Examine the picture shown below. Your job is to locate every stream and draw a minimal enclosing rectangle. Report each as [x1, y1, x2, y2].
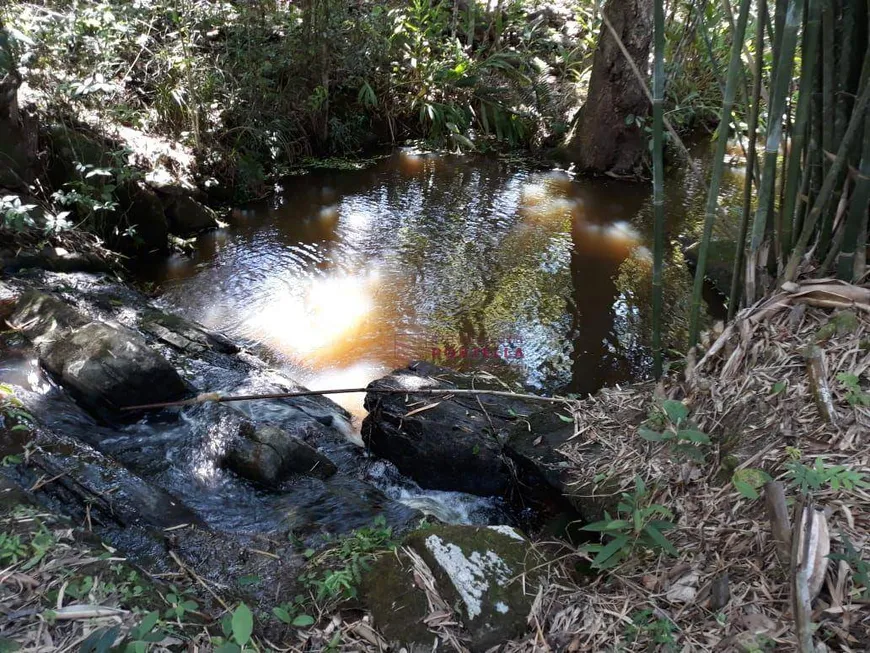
[1, 147, 744, 552]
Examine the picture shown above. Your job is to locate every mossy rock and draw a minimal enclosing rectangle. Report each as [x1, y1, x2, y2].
[404, 524, 547, 652]
[363, 551, 434, 650]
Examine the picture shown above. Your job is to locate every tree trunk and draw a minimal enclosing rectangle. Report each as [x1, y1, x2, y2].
[565, 0, 654, 175]
[0, 19, 36, 190]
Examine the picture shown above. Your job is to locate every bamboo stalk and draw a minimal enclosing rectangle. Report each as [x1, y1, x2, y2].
[794, 134, 813, 237]
[818, 0, 836, 256]
[784, 73, 870, 282]
[779, 0, 821, 257]
[727, 0, 766, 320]
[652, 0, 666, 377]
[768, 0, 788, 263]
[764, 480, 792, 566]
[698, 0, 758, 186]
[688, 0, 752, 346]
[836, 111, 870, 280]
[745, 0, 803, 302]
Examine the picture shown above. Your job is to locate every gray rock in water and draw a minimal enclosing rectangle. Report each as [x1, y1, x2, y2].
[9, 290, 187, 417]
[361, 362, 539, 496]
[224, 422, 337, 488]
[365, 524, 547, 652]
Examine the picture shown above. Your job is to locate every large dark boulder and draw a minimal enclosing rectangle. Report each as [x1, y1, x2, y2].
[112, 181, 170, 254]
[505, 409, 617, 522]
[163, 194, 219, 236]
[9, 291, 187, 417]
[361, 362, 539, 496]
[223, 422, 337, 489]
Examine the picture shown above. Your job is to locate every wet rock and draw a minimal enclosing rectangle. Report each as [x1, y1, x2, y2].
[112, 181, 170, 254]
[0, 414, 201, 531]
[0, 246, 110, 274]
[366, 524, 546, 652]
[224, 422, 337, 488]
[9, 290, 187, 417]
[362, 362, 538, 496]
[139, 308, 238, 355]
[163, 194, 219, 236]
[506, 410, 618, 522]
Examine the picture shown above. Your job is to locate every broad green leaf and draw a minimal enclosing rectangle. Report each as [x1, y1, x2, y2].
[643, 524, 678, 555]
[662, 400, 689, 424]
[772, 381, 787, 395]
[272, 606, 293, 624]
[291, 614, 315, 627]
[231, 602, 253, 646]
[592, 535, 629, 569]
[557, 413, 573, 423]
[134, 611, 160, 637]
[733, 479, 759, 500]
[676, 429, 710, 444]
[638, 426, 666, 441]
[214, 644, 241, 653]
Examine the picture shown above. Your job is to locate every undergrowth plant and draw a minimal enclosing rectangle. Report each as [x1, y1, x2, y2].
[299, 516, 397, 606]
[837, 373, 870, 407]
[830, 534, 870, 599]
[638, 399, 711, 462]
[580, 476, 677, 570]
[785, 457, 869, 495]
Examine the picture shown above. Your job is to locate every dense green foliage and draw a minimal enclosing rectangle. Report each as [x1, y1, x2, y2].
[3, 0, 592, 198]
[1, 0, 738, 202]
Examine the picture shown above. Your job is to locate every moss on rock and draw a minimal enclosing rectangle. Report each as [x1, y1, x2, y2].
[404, 524, 545, 652]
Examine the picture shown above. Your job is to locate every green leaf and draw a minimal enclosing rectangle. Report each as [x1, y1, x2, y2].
[291, 614, 315, 627]
[676, 429, 710, 444]
[591, 535, 629, 569]
[638, 426, 666, 441]
[0, 638, 20, 652]
[133, 611, 160, 638]
[214, 644, 241, 653]
[272, 606, 293, 624]
[733, 479, 759, 500]
[643, 524, 678, 555]
[772, 380, 787, 395]
[557, 413, 573, 423]
[662, 400, 689, 424]
[238, 574, 260, 587]
[231, 603, 253, 646]
[580, 520, 614, 532]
